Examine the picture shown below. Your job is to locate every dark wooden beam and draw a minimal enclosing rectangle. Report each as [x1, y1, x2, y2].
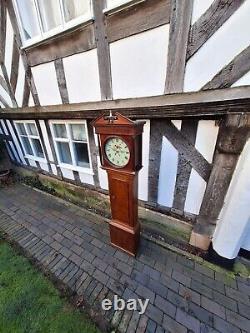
[187, 0, 245, 60]
[106, 0, 171, 43]
[202, 45, 250, 90]
[0, 1, 6, 62]
[26, 22, 95, 67]
[87, 120, 100, 188]
[92, 0, 113, 100]
[165, 0, 193, 93]
[6, 0, 40, 106]
[54, 58, 69, 104]
[10, 37, 19, 93]
[148, 119, 164, 203]
[0, 74, 8, 93]
[190, 114, 250, 249]
[1, 86, 250, 119]
[173, 120, 198, 211]
[22, 75, 30, 107]
[163, 121, 211, 182]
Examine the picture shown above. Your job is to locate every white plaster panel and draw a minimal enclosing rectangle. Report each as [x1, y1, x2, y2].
[106, 0, 130, 9]
[60, 167, 74, 180]
[184, 120, 218, 215]
[5, 13, 14, 78]
[191, 0, 214, 24]
[6, 120, 27, 165]
[29, 159, 37, 167]
[31, 62, 61, 105]
[110, 25, 169, 99]
[15, 57, 25, 107]
[29, 92, 35, 106]
[39, 120, 54, 161]
[79, 172, 94, 185]
[138, 120, 150, 201]
[185, 1, 250, 92]
[232, 70, 250, 87]
[213, 139, 250, 258]
[0, 120, 8, 135]
[0, 85, 12, 107]
[157, 120, 181, 207]
[0, 124, 2, 134]
[63, 49, 101, 103]
[5, 141, 14, 161]
[97, 156, 109, 190]
[50, 164, 58, 176]
[39, 161, 49, 172]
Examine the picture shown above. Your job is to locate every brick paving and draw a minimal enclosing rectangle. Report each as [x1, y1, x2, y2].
[0, 183, 249, 333]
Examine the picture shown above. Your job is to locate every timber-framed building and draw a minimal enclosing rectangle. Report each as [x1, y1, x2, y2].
[0, 0, 249, 259]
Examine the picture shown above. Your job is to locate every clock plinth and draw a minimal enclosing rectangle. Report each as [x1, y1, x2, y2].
[91, 112, 145, 256]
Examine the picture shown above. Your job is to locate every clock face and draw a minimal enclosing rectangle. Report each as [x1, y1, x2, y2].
[104, 137, 130, 167]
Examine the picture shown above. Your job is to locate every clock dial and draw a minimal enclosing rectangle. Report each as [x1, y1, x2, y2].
[104, 137, 130, 167]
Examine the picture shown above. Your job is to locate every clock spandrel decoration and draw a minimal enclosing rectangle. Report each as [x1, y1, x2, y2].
[92, 112, 145, 256]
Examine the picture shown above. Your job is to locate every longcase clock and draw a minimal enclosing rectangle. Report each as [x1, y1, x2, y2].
[92, 112, 145, 256]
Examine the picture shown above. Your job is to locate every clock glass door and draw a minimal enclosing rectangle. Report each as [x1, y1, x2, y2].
[104, 137, 130, 167]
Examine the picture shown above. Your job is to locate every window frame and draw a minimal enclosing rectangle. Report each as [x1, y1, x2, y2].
[14, 120, 47, 162]
[50, 120, 93, 175]
[13, 0, 93, 48]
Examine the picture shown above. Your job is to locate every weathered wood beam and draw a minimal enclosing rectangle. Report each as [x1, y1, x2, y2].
[0, 74, 9, 93]
[190, 114, 250, 250]
[54, 59, 69, 104]
[106, 0, 170, 43]
[173, 120, 198, 212]
[187, 0, 245, 60]
[0, 94, 9, 108]
[148, 119, 164, 203]
[0, 1, 6, 63]
[163, 121, 211, 182]
[202, 45, 250, 90]
[165, 0, 193, 94]
[1, 86, 250, 119]
[26, 22, 95, 67]
[6, 0, 40, 106]
[92, 0, 113, 100]
[22, 75, 30, 107]
[10, 37, 19, 93]
[87, 120, 100, 188]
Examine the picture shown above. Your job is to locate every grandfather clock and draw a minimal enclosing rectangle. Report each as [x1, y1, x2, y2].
[92, 112, 145, 256]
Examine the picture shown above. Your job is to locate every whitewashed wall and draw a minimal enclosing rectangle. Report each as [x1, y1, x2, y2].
[191, 0, 214, 24]
[185, 1, 250, 92]
[158, 120, 218, 215]
[110, 25, 169, 99]
[213, 139, 250, 258]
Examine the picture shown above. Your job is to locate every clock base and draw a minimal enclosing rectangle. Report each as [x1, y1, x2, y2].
[109, 220, 140, 256]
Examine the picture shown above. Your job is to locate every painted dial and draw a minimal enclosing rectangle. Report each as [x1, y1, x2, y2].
[104, 137, 130, 167]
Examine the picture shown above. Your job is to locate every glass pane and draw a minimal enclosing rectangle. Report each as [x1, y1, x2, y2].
[74, 142, 89, 168]
[16, 0, 40, 40]
[21, 137, 33, 155]
[37, 0, 62, 32]
[31, 139, 44, 158]
[70, 124, 86, 141]
[26, 123, 38, 136]
[16, 123, 27, 136]
[53, 124, 67, 138]
[62, 0, 90, 22]
[57, 142, 72, 164]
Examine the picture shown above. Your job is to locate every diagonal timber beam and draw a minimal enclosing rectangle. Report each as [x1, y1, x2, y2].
[187, 0, 245, 61]
[202, 45, 250, 90]
[54, 58, 69, 104]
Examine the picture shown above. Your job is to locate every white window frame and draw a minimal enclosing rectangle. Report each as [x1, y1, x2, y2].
[50, 120, 93, 175]
[14, 120, 47, 162]
[13, 0, 93, 48]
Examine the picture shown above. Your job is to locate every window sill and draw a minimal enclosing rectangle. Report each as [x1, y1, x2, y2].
[21, 16, 94, 50]
[58, 163, 94, 175]
[104, 0, 145, 16]
[25, 155, 47, 163]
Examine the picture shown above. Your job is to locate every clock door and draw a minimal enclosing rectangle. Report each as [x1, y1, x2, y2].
[110, 177, 130, 224]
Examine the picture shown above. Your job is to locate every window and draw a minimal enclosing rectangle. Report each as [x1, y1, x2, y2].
[13, 0, 92, 47]
[15, 121, 45, 160]
[50, 121, 91, 171]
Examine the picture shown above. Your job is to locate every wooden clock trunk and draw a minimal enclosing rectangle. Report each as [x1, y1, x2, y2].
[92, 113, 145, 256]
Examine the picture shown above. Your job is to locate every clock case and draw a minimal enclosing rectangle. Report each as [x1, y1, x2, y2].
[92, 113, 145, 256]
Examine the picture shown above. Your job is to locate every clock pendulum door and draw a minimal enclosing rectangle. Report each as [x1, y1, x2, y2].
[108, 169, 139, 256]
